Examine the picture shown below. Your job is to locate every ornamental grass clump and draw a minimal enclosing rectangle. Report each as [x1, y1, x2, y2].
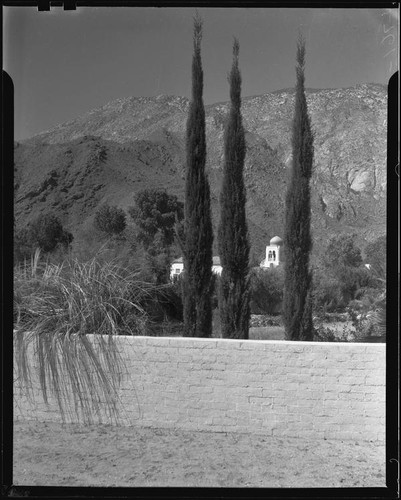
[13, 251, 155, 423]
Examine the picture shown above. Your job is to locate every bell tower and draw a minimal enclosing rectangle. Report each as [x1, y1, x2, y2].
[262, 236, 283, 268]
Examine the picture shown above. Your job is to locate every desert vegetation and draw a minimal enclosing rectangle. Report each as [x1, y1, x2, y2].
[13, 222, 386, 340]
[14, 250, 144, 423]
[94, 204, 127, 237]
[14, 212, 73, 263]
[13, 17, 386, 423]
[128, 188, 184, 285]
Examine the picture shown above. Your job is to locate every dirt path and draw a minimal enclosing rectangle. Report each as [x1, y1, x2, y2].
[13, 420, 385, 488]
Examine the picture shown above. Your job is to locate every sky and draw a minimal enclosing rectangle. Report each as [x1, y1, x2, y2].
[3, 6, 399, 141]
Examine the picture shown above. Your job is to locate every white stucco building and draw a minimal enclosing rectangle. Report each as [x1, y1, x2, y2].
[170, 258, 184, 278]
[170, 256, 222, 280]
[170, 236, 284, 279]
[260, 236, 283, 269]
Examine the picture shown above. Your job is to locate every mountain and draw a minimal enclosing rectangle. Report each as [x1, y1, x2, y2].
[14, 84, 387, 262]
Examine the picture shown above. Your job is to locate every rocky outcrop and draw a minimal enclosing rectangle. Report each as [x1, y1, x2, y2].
[15, 84, 387, 258]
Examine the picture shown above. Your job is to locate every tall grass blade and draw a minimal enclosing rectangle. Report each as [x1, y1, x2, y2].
[14, 255, 156, 423]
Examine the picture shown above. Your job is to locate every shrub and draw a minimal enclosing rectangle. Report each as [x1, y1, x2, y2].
[250, 315, 282, 328]
[313, 294, 386, 343]
[249, 267, 284, 315]
[316, 233, 377, 310]
[364, 236, 386, 272]
[14, 255, 152, 336]
[313, 322, 352, 342]
[71, 223, 146, 273]
[94, 204, 126, 236]
[143, 285, 183, 326]
[323, 233, 363, 270]
[32, 213, 73, 252]
[13, 254, 158, 423]
[143, 232, 174, 285]
[312, 268, 346, 313]
[347, 288, 386, 342]
[16, 213, 73, 258]
[14, 227, 33, 263]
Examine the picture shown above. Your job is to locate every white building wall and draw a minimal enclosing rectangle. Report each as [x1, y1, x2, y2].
[261, 245, 281, 268]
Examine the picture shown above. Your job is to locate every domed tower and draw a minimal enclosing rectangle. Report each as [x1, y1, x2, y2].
[270, 236, 283, 247]
[261, 236, 283, 268]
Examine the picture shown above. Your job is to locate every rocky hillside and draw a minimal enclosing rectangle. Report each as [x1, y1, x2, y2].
[14, 83, 387, 261]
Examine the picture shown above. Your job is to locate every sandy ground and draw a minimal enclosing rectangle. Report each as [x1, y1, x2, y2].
[13, 420, 385, 488]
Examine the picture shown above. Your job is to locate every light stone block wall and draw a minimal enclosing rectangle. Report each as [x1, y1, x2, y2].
[14, 336, 385, 442]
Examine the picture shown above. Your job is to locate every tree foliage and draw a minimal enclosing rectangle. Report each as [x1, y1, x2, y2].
[313, 234, 380, 312]
[182, 14, 214, 337]
[94, 204, 126, 236]
[249, 267, 284, 315]
[128, 189, 184, 250]
[128, 189, 184, 285]
[144, 232, 174, 285]
[312, 266, 347, 313]
[364, 235, 386, 276]
[321, 234, 374, 304]
[283, 36, 314, 340]
[323, 233, 363, 270]
[14, 227, 34, 263]
[15, 213, 73, 259]
[218, 39, 250, 339]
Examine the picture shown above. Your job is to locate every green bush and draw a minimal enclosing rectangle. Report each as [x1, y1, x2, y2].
[94, 204, 126, 236]
[249, 267, 284, 315]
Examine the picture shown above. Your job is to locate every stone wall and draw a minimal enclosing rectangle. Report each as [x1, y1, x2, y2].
[14, 336, 385, 442]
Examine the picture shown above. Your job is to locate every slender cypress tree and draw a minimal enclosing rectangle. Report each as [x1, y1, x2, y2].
[182, 15, 213, 337]
[283, 36, 314, 340]
[218, 39, 250, 339]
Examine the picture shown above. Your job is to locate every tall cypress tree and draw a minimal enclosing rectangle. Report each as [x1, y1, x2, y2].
[283, 36, 314, 341]
[218, 39, 250, 339]
[182, 15, 213, 337]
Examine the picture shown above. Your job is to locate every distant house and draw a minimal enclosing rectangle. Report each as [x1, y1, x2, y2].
[211, 256, 223, 275]
[170, 237, 284, 279]
[170, 256, 222, 280]
[170, 257, 184, 279]
[260, 236, 283, 269]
